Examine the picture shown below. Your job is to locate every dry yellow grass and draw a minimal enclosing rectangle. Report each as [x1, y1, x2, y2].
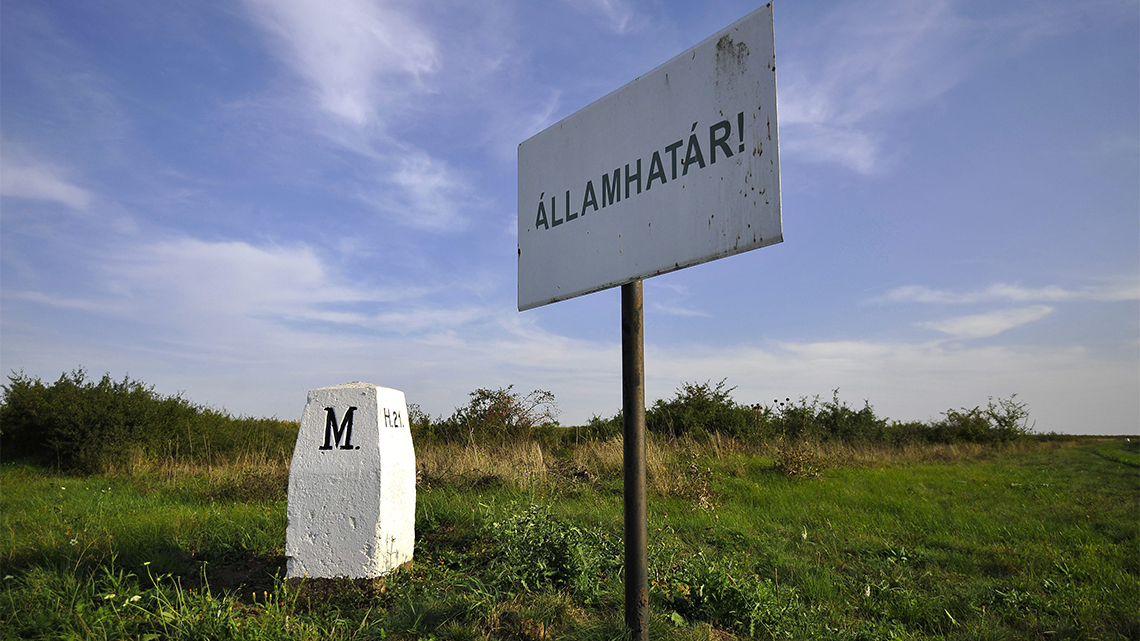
[807, 437, 1078, 468]
[416, 440, 550, 488]
[98, 447, 294, 504]
[415, 435, 719, 506]
[100, 433, 1076, 503]
[108, 446, 291, 479]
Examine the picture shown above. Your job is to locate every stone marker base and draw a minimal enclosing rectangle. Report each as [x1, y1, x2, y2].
[284, 559, 413, 608]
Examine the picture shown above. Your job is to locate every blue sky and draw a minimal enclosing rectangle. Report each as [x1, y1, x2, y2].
[2, 0, 1137, 434]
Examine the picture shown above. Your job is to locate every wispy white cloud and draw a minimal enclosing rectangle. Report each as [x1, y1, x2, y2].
[358, 150, 475, 232]
[241, 0, 482, 233]
[6, 290, 118, 314]
[562, 0, 636, 34]
[650, 302, 710, 318]
[778, 124, 880, 174]
[517, 90, 562, 144]
[874, 280, 1140, 304]
[0, 151, 92, 209]
[375, 307, 486, 332]
[96, 238, 425, 337]
[6, 236, 1136, 434]
[646, 282, 709, 317]
[919, 305, 1054, 339]
[779, 0, 968, 172]
[84, 236, 520, 349]
[242, 0, 438, 128]
[778, 0, 1079, 173]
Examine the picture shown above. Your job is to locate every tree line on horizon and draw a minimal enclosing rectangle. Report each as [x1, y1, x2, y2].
[0, 369, 1036, 474]
[411, 379, 1036, 448]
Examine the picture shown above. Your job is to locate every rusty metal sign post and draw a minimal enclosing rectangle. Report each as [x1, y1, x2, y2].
[517, 5, 781, 638]
[621, 280, 648, 634]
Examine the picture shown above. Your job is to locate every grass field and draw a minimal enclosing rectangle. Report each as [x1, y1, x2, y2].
[2, 436, 1137, 640]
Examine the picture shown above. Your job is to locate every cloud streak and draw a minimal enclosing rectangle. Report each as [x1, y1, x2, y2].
[778, 0, 1080, 173]
[562, 0, 636, 34]
[88, 237, 441, 346]
[875, 281, 1140, 304]
[4, 231, 1135, 434]
[919, 305, 1054, 339]
[242, 0, 481, 233]
[243, 0, 438, 128]
[359, 150, 475, 232]
[0, 151, 92, 210]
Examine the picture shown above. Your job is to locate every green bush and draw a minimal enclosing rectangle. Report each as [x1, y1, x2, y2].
[0, 369, 297, 473]
[5, 366, 1034, 475]
[601, 381, 1033, 448]
[413, 386, 560, 446]
[581, 412, 622, 441]
[646, 380, 760, 439]
[485, 505, 620, 600]
[652, 552, 800, 638]
[923, 395, 1034, 445]
[409, 380, 1035, 449]
[767, 391, 886, 444]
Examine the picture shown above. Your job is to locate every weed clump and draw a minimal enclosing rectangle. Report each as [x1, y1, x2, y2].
[652, 551, 802, 638]
[774, 443, 823, 479]
[485, 505, 621, 601]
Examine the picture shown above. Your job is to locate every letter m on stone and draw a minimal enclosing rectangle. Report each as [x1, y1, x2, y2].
[319, 406, 357, 450]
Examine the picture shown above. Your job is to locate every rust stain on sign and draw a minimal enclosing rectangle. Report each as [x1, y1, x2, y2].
[714, 35, 750, 99]
[716, 34, 750, 69]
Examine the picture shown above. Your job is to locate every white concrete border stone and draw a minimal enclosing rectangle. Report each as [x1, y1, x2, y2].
[286, 383, 415, 579]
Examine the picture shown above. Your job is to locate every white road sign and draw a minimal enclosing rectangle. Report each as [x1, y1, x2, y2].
[518, 3, 781, 311]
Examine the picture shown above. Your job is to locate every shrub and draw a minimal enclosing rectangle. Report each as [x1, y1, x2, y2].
[580, 412, 622, 441]
[646, 380, 760, 439]
[407, 402, 432, 432]
[774, 443, 822, 479]
[763, 391, 1033, 447]
[419, 386, 561, 446]
[594, 383, 1034, 449]
[984, 394, 1035, 441]
[935, 406, 993, 443]
[929, 395, 1034, 444]
[0, 369, 297, 473]
[814, 391, 888, 444]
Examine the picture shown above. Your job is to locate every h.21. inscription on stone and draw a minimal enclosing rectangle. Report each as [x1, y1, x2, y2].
[286, 383, 415, 580]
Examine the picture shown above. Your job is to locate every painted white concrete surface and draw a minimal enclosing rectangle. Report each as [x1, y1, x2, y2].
[286, 383, 415, 579]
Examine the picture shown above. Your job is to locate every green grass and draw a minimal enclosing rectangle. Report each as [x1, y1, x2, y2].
[2, 437, 1137, 640]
